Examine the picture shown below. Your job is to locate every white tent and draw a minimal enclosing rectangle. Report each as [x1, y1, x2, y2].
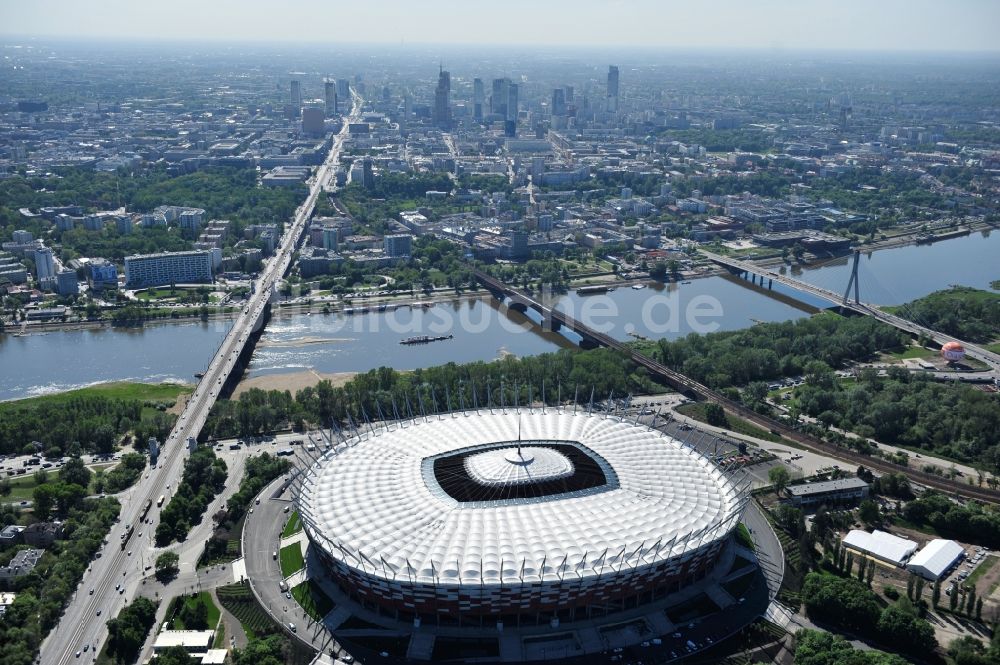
[906, 539, 965, 580]
[843, 529, 917, 566]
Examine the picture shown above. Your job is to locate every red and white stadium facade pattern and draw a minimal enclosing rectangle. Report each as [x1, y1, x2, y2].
[297, 409, 749, 622]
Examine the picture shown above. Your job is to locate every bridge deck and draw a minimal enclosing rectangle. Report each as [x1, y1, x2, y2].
[701, 250, 999, 370]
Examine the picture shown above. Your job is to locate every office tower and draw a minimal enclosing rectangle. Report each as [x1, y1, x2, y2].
[301, 106, 325, 134]
[506, 83, 519, 122]
[433, 67, 452, 130]
[607, 65, 619, 113]
[401, 92, 412, 130]
[473, 78, 484, 122]
[564, 85, 574, 104]
[491, 78, 509, 118]
[324, 80, 337, 117]
[362, 158, 375, 190]
[336, 79, 351, 110]
[551, 88, 566, 116]
[33, 247, 55, 281]
[382, 85, 391, 104]
[290, 79, 302, 112]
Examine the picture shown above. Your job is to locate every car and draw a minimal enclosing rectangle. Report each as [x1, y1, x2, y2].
[249, 508, 254, 514]
[288, 622, 296, 632]
[286, 592, 292, 599]
[255, 498, 260, 505]
[76, 651, 81, 658]
[89, 587, 94, 595]
[83, 645, 89, 653]
[95, 609, 102, 616]
[283, 506, 290, 513]
[138, 532, 143, 538]
[127, 550, 133, 556]
[115, 583, 120, 591]
[119, 588, 125, 594]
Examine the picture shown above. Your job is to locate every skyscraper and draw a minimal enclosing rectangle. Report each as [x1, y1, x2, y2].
[505, 83, 519, 137]
[607, 65, 620, 113]
[551, 88, 566, 116]
[324, 80, 337, 117]
[433, 67, 452, 130]
[290, 79, 302, 115]
[491, 78, 509, 119]
[473, 78, 484, 122]
[336, 79, 351, 110]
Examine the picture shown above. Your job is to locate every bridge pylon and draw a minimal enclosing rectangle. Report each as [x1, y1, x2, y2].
[841, 249, 861, 306]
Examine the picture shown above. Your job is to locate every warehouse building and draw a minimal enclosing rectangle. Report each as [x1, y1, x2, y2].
[906, 539, 965, 580]
[786, 477, 870, 508]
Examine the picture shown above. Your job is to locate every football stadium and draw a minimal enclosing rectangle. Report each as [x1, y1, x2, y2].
[296, 408, 757, 660]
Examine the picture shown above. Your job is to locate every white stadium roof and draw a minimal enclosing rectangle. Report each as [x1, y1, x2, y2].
[299, 411, 745, 585]
[906, 539, 965, 580]
[843, 529, 918, 566]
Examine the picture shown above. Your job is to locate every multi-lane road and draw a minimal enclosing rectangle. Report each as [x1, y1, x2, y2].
[39, 96, 364, 665]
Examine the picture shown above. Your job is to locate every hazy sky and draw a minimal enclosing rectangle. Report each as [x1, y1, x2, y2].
[2, 0, 999, 52]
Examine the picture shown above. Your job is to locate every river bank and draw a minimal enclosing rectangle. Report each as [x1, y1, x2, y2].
[231, 370, 357, 398]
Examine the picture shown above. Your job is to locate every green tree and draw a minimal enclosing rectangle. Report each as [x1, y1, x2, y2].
[876, 603, 938, 655]
[768, 466, 791, 493]
[703, 402, 727, 427]
[59, 456, 92, 489]
[106, 597, 158, 664]
[155, 551, 180, 582]
[859, 499, 880, 526]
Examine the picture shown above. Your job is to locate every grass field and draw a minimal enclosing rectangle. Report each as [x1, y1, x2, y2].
[279, 543, 305, 577]
[291, 580, 335, 621]
[964, 554, 998, 591]
[884, 345, 935, 360]
[676, 402, 783, 443]
[1, 381, 191, 409]
[281, 511, 302, 538]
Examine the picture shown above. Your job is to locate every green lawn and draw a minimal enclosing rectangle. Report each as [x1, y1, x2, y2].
[281, 511, 302, 538]
[279, 543, 305, 577]
[986, 342, 1000, 354]
[169, 591, 221, 631]
[964, 555, 998, 591]
[2, 381, 191, 408]
[676, 402, 783, 443]
[884, 345, 935, 360]
[291, 580, 335, 621]
[4, 468, 106, 502]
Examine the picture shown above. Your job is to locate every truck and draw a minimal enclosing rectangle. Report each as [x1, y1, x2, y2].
[156, 495, 165, 508]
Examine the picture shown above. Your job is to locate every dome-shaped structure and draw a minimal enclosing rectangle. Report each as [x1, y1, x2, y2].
[297, 409, 748, 625]
[941, 341, 966, 362]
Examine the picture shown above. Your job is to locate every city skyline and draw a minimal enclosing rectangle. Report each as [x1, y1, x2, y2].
[2, 0, 1000, 53]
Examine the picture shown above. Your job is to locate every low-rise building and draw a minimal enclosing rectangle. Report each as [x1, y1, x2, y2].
[23, 521, 63, 548]
[0, 549, 44, 583]
[786, 477, 870, 508]
[152, 630, 214, 655]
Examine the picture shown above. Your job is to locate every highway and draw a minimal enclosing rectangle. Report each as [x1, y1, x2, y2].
[39, 94, 364, 665]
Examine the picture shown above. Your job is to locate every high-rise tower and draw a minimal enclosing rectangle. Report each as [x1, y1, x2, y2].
[607, 65, 619, 113]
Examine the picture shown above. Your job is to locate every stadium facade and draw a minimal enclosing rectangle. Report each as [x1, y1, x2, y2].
[296, 408, 754, 659]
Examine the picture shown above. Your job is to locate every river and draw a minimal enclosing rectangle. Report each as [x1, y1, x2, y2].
[1, 229, 996, 401]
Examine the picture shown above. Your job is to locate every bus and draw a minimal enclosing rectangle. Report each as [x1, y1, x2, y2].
[156, 495, 165, 508]
[276, 448, 294, 457]
[139, 499, 153, 522]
